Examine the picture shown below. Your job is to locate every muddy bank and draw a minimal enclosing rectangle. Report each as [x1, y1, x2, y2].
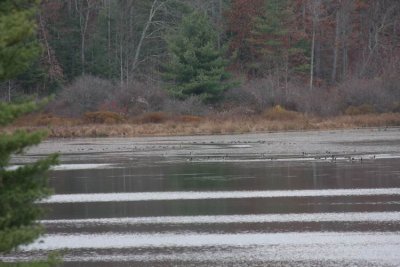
[13, 127, 400, 164]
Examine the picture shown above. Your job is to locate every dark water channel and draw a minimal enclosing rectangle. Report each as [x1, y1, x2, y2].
[3, 129, 400, 266]
[25, 160, 400, 266]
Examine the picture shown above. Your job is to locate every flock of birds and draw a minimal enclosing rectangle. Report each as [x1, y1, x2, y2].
[186, 153, 377, 163]
[182, 142, 378, 163]
[70, 140, 379, 164]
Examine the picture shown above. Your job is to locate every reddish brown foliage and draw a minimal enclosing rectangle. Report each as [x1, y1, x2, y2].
[226, 0, 265, 72]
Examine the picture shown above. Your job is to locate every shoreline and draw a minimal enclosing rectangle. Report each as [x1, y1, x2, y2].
[8, 113, 400, 139]
[11, 127, 400, 165]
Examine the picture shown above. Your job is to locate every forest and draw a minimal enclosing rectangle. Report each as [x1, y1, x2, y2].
[2, 0, 400, 134]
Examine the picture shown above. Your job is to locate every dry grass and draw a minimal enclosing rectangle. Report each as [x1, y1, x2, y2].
[8, 112, 400, 138]
[133, 112, 171, 124]
[262, 105, 304, 121]
[84, 111, 125, 124]
[13, 113, 81, 127]
[344, 104, 375, 116]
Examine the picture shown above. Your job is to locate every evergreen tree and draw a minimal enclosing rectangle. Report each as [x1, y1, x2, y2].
[248, 0, 288, 75]
[0, 0, 58, 253]
[226, 0, 264, 74]
[0, 0, 41, 81]
[163, 12, 234, 103]
[231, 0, 309, 78]
[0, 102, 58, 253]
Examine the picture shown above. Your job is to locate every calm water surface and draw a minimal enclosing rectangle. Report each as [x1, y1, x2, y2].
[3, 130, 400, 266]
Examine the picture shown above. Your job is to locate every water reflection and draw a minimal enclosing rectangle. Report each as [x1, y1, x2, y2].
[4, 157, 400, 266]
[49, 160, 400, 194]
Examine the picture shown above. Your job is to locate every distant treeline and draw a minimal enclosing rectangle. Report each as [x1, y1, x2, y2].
[2, 0, 400, 117]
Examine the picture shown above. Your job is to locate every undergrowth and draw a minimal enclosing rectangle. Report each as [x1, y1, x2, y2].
[9, 111, 400, 138]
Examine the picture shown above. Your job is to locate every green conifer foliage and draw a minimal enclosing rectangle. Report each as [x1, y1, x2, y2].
[249, 0, 286, 74]
[163, 12, 234, 103]
[0, 0, 41, 81]
[0, 0, 58, 253]
[248, 0, 309, 77]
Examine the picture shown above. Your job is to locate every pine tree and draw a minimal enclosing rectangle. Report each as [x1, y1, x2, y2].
[228, 0, 309, 79]
[226, 0, 265, 74]
[0, 0, 41, 81]
[0, 0, 58, 253]
[163, 12, 234, 103]
[250, 0, 303, 75]
[0, 102, 58, 253]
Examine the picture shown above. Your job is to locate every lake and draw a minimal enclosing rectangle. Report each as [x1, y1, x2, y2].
[3, 128, 400, 266]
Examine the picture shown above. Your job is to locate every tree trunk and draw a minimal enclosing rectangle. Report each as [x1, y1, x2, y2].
[79, 0, 92, 75]
[308, 0, 320, 91]
[217, 0, 223, 49]
[107, 0, 111, 78]
[315, 33, 321, 79]
[310, 22, 315, 91]
[120, 42, 123, 85]
[132, 0, 164, 73]
[331, 11, 340, 83]
[8, 80, 11, 102]
[342, 41, 348, 79]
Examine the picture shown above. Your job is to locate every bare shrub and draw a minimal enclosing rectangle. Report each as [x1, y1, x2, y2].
[289, 77, 399, 116]
[337, 78, 392, 112]
[222, 84, 259, 112]
[229, 78, 275, 112]
[55, 75, 115, 116]
[228, 79, 342, 117]
[221, 78, 340, 116]
[383, 73, 400, 102]
[290, 86, 342, 116]
[392, 102, 400, 113]
[103, 81, 167, 116]
[219, 77, 307, 117]
[382, 68, 400, 112]
[163, 95, 209, 116]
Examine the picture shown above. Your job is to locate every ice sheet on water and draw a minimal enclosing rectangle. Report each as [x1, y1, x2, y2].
[40, 211, 400, 225]
[40, 188, 400, 203]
